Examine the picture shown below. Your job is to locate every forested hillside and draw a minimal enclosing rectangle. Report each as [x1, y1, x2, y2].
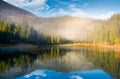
[0, 14, 120, 45]
[0, 19, 37, 44]
[90, 14, 120, 45]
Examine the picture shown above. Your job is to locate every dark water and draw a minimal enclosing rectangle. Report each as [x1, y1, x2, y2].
[0, 46, 120, 79]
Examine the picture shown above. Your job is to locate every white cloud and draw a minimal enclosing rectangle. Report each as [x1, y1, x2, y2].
[68, 4, 87, 17]
[43, 8, 86, 18]
[3, 0, 116, 20]
[45, 5, 87, 17]
[68, 5, 116, 20]
[91, 11, 116, 20]
[4, 0, 46, 7]
[24, 70, 47, 78]
[39, 4, 116, 20]
[70, 75, 83, 79]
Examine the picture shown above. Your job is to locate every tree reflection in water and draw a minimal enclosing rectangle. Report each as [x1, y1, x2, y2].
[0, 46, 120, 79]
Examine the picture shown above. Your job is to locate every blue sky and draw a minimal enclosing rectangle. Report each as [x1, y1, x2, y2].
[3, 0, 120, 19]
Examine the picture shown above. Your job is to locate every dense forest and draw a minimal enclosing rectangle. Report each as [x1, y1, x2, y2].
[0, 19, 39, 44]
[0, 19, 70, 45]
[90, 14, 120, 45]
[0, 14, 120, 45]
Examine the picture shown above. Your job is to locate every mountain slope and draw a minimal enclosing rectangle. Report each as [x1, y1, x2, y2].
[0, 0, 37, 23]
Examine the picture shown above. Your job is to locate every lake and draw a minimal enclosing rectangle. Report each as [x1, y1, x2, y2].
[0, 46, 120, 79]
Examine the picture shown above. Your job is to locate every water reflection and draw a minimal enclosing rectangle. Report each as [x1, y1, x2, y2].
[0, 46, 120, 79]
[16, 69, 112, 79]
[35, 49, 94, 72]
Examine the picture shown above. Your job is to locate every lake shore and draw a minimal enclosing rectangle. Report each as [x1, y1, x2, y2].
[57, 43, 120, 51]
[1, 43, 120, 51]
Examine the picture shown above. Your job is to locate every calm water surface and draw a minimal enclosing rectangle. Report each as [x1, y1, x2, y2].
[0, 46, 120, 79]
